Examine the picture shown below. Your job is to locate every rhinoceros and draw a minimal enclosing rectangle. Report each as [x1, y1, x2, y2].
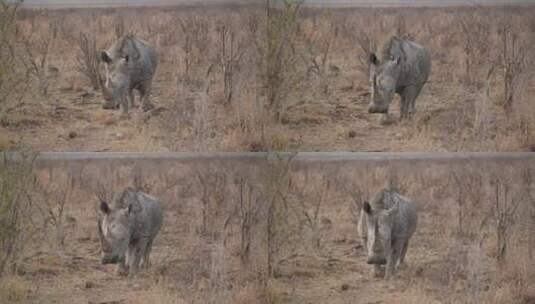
[358, 188, 418, 279]
[100, 34, 158, 115]
[97, 187, 163, 276]
[368, 36, 431, 120]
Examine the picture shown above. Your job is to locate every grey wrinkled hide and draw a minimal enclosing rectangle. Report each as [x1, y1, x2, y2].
[98, 187, 163, 276]
[368, 36, 431, 119]
[357, 189, 418, 279]
[100, 34, 158, 115]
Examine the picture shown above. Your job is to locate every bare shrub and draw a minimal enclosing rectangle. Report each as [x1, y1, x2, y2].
[217, 23, 246, 105]
[488, 173, 521, 265]
[33, 169, 74, 252]
[75, 32, 103, 90]
[300, 19, 337, 95]
[177, 16, 209, 87]
[450, 167, 484, 238]
[284, 175, 331, 249]
[0, 152, 37, 277]
[457, 12, 490, 86]
[497, 15, 528, 113]
[259, 152, 301, 277]
[196, 169, 229, 239]
[354, 30, 377, 80]
[235, 176, 262, 268]
[264, 1, 302, 120]
[131, 162, 156, 193]
[18, 32, 52, 96]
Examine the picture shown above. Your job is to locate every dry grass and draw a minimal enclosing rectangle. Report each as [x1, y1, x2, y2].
[0, 157, 530, 303]
[0, 275, 33, 302]
[0, 4, 532, 152]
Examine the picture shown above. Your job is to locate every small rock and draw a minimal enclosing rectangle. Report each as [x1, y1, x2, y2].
[85, 281, 94, 289]
[348, 130, 357, 138]
[340, 283, 350, 291]
[68, 131, 77, 139]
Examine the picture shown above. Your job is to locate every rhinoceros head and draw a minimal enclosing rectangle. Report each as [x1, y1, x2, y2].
[368, 53, 402, 114]
[97, 200, 133, 264]
[362, 191, 399, 265]
[100, 51, 131, 110]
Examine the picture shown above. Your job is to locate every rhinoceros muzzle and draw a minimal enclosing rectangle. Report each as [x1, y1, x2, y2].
[366, 256, 387, 265]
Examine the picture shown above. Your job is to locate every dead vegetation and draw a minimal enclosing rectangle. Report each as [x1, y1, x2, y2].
[0, 4, 534, 151]
[0, 157, 534, 303]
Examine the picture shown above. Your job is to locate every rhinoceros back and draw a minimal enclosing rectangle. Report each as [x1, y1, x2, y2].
[107, 34, 158, 84]
[383, 37, 430, 89]
[135, 191, 164, 239]
[390, 192, 418, 240]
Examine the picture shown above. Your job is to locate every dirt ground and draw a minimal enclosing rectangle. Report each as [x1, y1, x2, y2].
[4, 160, 534, 304]
[2, 5, 534, 153]
[11, 178, 445, 304]
[2, 4, 535, 304]
[2, 59, 509, 153]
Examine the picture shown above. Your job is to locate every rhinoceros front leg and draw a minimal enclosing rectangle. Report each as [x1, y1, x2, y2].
[400, 94, 409, 120]
[119, 93, 130, 118]
[386, 239, 406, 279]
[383, 238, 394, 279]
[125, 244, 141, 276]
[141, 239, 153, 269]
[139, 82, 155, 112]
[385, 238, 405, 279]
[127, 90, 135, 110]
[127, 239, 151, 276]
[401, 86, 420, 120]
[397, 238, 410, 270]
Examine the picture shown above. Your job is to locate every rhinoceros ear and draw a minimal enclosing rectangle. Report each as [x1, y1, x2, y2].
[101, 51, 112, 64]
[369, 53, 379, 66]
[363, 201, 372, 214]
[100, 201, 110, 214]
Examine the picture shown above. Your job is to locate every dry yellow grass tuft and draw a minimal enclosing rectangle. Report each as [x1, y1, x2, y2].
[0, 276, 33, 302]
[132, 282, 188, 304]
[1, 4, 532, 152]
